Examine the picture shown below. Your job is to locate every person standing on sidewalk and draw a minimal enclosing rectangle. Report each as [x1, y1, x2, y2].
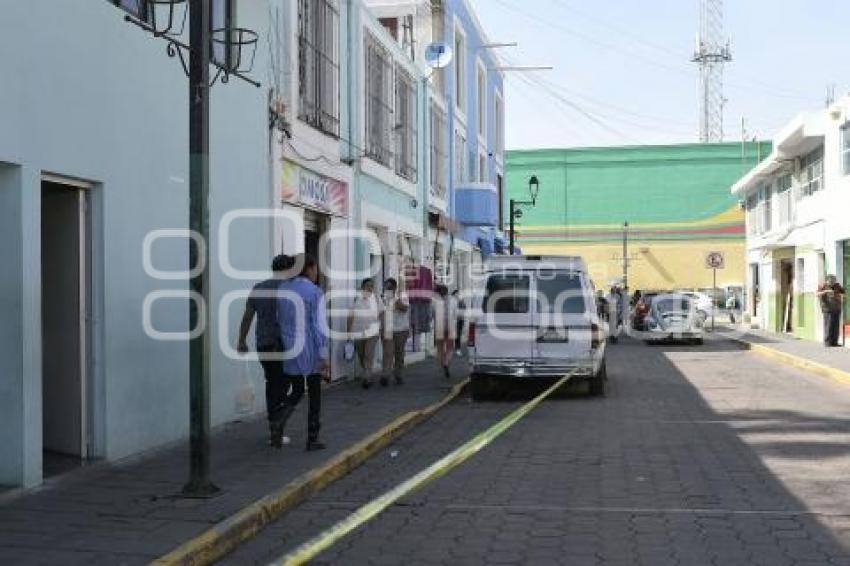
[452, 289, 466, 355]
[348, 278, 382, 388]
[433, 284, 458, 379]
[817, 274, 845, 347]
[237, 254, 293, 448]
[277, 254, 330, 451]
[381, 278, 410, 385]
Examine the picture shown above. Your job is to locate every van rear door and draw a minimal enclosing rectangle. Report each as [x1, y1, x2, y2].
[477, 272, 535, 362]
[534, 271, 594, 361]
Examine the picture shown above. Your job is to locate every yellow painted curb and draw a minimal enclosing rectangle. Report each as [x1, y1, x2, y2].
[274, 372, 577, 565]
[151, 379, 469, 566]
[741, 342, 850, 386]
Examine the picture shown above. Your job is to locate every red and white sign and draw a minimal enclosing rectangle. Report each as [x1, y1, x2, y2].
[705, 251, 725, 269]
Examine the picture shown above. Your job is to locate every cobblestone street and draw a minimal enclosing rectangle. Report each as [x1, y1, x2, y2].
[228, 336, 850, 565]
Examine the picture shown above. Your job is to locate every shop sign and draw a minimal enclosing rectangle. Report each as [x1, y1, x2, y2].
[281, 160, 348, 217]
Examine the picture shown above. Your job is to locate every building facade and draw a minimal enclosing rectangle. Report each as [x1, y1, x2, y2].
[0, 0, 275, 488]
[506, 142, 770, 292]
[731, 96, 850, 342]
[0, 0, 505, 488]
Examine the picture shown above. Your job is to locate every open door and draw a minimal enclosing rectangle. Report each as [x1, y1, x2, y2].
[41, 179, 91, 477]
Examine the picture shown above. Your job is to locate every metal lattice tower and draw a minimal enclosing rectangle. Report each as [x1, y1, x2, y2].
[692, 0, 732, 142]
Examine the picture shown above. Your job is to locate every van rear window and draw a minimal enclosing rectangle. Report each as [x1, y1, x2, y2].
[484, 275, 530, 314]
[536, 272, 587, 314]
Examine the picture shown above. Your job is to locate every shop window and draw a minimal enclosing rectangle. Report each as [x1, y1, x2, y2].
[298, 0, 340, 137]
[395, 65, 418, 181]
[365, 32, 394, 166]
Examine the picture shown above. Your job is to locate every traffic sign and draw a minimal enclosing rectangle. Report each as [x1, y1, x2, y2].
[705, 251, 725, 269]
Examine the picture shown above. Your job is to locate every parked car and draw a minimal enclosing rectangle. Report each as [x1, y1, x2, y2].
[680, 291, 715, 320]
[642, 293, 704, 345]
[631, 291, 662, 330]
[468, 256, 608, 400]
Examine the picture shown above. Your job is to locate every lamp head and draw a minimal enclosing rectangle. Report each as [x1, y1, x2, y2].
[528, 175, 540, 204]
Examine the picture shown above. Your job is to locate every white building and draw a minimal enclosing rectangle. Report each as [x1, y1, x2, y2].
[732, 95, 850, 342]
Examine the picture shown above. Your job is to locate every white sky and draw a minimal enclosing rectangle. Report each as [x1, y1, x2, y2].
[469, 0, 850, 149]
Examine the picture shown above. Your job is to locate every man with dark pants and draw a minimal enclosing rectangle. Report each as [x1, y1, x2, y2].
[277, 254, 330, 451]
[818, 274, 845, 347]
[237, 254, 293, 448]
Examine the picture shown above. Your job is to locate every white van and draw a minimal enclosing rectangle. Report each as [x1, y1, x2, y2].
[468, 256, 608, 400]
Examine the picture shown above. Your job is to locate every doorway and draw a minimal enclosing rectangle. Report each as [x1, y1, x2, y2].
[303, 210, 328, 291]
[41, 179, 92, 477]
[779, 259, 794, 333]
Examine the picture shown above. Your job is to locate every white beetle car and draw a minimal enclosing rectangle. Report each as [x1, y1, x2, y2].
[642, 293, 704, 345]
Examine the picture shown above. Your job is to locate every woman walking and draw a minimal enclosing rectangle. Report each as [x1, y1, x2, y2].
[348, 278, 382, 388]
[433, 285, 458, 379]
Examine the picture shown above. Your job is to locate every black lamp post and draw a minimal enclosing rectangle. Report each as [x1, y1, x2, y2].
[509, 175, 540, 255]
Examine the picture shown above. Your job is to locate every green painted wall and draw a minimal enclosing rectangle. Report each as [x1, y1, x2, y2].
[505, 142, 771, 240]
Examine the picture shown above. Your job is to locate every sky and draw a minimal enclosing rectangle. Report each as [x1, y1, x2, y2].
[468, 0, 850, 150]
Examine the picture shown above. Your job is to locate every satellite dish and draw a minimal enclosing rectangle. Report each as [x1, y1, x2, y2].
[424, 41, 453, 69]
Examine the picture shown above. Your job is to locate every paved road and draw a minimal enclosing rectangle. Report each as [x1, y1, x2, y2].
[226, 336, 850, 565]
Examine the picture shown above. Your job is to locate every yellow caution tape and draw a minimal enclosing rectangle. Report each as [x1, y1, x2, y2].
[271, 371, 578, 566]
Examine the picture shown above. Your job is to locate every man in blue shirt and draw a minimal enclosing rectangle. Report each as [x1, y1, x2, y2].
[277, 254, 330, 451]
[238, 254, 293, 448]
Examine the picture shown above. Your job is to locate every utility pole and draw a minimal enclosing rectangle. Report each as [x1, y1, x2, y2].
[622, 221, 629, 295]
[509, 198, 516, 255]
[184, 0, 217, 497]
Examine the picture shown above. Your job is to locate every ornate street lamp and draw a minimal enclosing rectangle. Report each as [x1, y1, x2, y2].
[509, 175, 540, 255]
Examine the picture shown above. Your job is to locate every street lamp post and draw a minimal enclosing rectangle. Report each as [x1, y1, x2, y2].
[509, 175, 540, 255]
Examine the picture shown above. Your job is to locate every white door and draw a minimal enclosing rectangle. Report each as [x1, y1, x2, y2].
[534, 271, 594, 362]
[476, 272, 535, 361]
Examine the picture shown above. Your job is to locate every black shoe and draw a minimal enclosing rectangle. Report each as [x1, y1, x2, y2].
[395, 376, 404, 385]
[306, 441, 326, 452]
[443, 365, 450, 379]
[380, 376, 389, 387]
[362, 379, 372, 390]
[268, 422, 283, 449]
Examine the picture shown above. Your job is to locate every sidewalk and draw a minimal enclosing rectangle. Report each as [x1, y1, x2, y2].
[0, 358, 468, 566]
[730, 325, 850, 381]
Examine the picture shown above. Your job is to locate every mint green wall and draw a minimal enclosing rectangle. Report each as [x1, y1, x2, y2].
[506, 142, 771, 230]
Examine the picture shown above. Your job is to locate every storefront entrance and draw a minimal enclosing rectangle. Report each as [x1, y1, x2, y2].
[779, 259, 794, 333]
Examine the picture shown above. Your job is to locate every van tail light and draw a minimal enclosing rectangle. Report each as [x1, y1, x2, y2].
[591, 323, 603, 349]
[468, 323, 476, 348]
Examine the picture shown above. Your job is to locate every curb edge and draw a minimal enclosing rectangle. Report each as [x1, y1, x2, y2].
[737, 340, 850, 386]
[151, 378, 469, 566]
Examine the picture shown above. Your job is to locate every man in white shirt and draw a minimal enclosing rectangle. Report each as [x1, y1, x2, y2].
[381, 278, 410, 385]
[348, 278, 381, 388]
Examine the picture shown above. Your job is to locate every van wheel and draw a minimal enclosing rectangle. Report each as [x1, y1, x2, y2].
[471, 376, 493, 401]
[589, 361, 607, 397]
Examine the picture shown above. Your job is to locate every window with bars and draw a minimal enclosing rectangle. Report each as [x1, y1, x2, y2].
[762, 184, 773, 233]
[477, 64, 486, 138]
[798, 146, 824, 198]
[842, 123, 850, 175]
[298, 0, 340, 137]
[395, 65, 417, 181]
[776, 174, 793, 226]
[453, 130, 465, 186]
[365, 32, 394, 167]
[430, 104, 448, 199]
[494, 94, 504, 157]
